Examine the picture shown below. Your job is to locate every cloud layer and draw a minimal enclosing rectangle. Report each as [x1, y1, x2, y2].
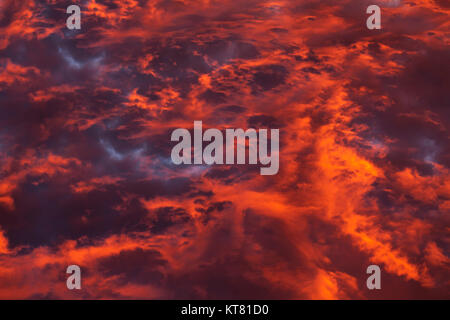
[0, 0, 448, 299]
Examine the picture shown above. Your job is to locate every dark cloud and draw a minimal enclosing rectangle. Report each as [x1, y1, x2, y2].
[97, 248, 167, 285]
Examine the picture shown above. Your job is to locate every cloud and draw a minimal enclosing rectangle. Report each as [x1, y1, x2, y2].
[0, 0, 448, 299]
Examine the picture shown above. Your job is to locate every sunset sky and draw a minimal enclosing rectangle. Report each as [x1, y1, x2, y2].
[0, 0, 449, 299]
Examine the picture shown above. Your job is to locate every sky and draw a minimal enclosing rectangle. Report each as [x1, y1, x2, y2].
[0, 0, 448, 299]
